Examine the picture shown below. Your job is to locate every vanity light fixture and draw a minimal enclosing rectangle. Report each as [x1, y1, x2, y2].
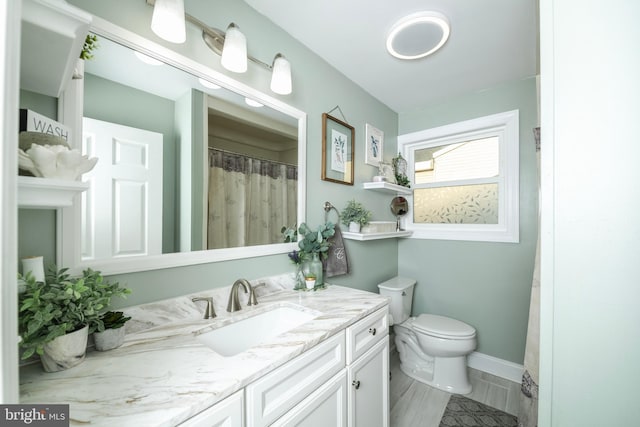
[150, 0, 186, 44]
[145, 0, 293, 95]
[270, 53, 292, 95]
[220, 23, 248, 73]
[386, 11, 450, 60]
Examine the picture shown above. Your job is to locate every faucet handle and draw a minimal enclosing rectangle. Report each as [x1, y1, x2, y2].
[247, 282, 266, 306]
[192, 297, 216, 319]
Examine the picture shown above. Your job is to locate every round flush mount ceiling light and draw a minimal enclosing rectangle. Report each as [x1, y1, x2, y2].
[386, 11, 450, 60]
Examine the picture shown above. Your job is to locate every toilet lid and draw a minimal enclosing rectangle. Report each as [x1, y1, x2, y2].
[413, 314, 476, 339]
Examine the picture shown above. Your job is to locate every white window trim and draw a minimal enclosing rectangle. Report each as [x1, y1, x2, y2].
[398, 110, 519, 243]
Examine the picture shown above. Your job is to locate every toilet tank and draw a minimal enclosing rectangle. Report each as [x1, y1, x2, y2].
[377, 276, 416, 325]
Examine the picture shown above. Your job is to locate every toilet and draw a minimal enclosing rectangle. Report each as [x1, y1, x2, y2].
[378, 276, 477, 394]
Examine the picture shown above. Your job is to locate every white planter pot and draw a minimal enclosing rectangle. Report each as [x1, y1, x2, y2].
[40, 325, 88, 372]
[348, 222, 361, 233]
[93, 327, 126, 351]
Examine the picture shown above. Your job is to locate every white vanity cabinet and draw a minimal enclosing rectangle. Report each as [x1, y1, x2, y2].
[345, 307, 390, 427]
[179, 306, 389, 427]
[179, 390, 244, 427]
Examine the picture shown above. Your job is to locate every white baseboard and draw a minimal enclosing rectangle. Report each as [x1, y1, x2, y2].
[467, 351, 523, 383]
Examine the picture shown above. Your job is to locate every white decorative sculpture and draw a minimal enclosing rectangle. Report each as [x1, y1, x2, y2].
[18, 144, 98, 181]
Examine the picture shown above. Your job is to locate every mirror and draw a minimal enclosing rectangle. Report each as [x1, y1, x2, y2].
[60, 20, 306, 275]
[390, 196, 408, 231]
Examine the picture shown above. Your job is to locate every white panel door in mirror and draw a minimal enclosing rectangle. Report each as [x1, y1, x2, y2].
[82, 117, 163, 260]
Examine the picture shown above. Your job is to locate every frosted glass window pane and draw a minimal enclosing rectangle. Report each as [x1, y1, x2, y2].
[414, 183, 499, 224]
[415, 137, 499, 184]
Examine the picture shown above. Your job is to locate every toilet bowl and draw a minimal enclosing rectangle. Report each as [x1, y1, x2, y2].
[378, 277, 477, 394]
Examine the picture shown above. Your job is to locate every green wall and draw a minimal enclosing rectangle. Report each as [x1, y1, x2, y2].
[398, 77, 538, 364]
[65, 0, 400, 308]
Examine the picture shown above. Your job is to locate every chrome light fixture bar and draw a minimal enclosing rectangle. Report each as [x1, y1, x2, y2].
[146, 0, 293, 95]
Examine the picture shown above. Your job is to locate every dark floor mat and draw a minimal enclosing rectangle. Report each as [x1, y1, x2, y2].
[439, 395, 517, 427]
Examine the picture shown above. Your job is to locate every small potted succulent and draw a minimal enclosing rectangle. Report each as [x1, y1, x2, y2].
[341, 199, 372, 232]
[93, 311, 131, 351]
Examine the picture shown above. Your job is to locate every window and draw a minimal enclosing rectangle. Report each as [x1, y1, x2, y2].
[398, 110, 519, 242]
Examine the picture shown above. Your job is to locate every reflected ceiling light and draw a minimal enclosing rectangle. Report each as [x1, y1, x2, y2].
[245, 98, 264, 107]
[221, 23, 247, 73]
[198, 78, 221, 89]
[151, 0, 186, 44]
[270, 53, 292, 95]
[134, 51, 164, 66]
[386, 11, 450, 60]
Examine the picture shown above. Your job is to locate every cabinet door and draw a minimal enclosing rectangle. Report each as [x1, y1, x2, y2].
[347, 338, 389, 427]
[178, 390, 243, 427]
[246, 331, 346, 427]
[272, 370, 347, 427]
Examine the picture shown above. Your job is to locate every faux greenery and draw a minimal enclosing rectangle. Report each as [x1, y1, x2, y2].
[340, 199, 372, 227]
[297, 222, 335, 260]
[18, 266, 131, 360]
[283, 222, 335, 263]
[281, 225, 298, 243]
[98, 311, 131, 331]
[80, 34, 99, 60]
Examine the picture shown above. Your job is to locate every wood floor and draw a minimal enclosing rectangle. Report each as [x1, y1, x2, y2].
[389, 350, 521, 427]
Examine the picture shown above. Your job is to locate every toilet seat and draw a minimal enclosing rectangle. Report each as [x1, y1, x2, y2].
[412, 314, 476, 340]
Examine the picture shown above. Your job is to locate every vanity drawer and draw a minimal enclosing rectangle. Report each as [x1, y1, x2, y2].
[245, 330, 346, 427]
[345, 306, 389, 364]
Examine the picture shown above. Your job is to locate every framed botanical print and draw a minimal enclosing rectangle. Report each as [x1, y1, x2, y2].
[322, 113, 355, 185]
[365, 123, 384, 166]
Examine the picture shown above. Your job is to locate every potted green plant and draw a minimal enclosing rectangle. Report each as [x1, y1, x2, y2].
[93, 311, 131, 351]
[18, 266, 131, 372]
[341, 199, 372, 232]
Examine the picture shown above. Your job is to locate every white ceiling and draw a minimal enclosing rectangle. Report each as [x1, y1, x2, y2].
[244, 0, 539, 113]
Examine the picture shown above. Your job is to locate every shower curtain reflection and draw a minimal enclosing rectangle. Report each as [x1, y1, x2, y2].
[207, 149, 297, 249]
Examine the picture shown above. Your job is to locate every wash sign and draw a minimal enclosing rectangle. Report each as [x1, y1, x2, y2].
[19, 109, 70, 142]
[1, 404, 69, 426]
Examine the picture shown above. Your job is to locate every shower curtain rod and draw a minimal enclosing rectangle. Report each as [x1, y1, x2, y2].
[208, 147, 296, 167]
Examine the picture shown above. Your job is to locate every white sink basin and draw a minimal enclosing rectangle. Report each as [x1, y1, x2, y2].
[195, 306, 316, 356]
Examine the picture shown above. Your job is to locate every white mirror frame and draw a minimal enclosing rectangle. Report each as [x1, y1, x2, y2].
[59, 16, 306, 275]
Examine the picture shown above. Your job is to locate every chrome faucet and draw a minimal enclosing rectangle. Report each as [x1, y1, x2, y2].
[191, 296, 216, 319]
[227, 279, 252, 312]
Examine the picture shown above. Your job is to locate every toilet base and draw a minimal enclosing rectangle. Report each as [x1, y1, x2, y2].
[398, 355, 472, 395]
[395, 327, 473, 395]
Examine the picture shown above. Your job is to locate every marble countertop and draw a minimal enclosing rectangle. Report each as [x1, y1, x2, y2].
[20, 276, 389, 426]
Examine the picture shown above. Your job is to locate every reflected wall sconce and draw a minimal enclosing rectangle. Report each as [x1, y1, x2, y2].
[146, 0, 293, 95]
